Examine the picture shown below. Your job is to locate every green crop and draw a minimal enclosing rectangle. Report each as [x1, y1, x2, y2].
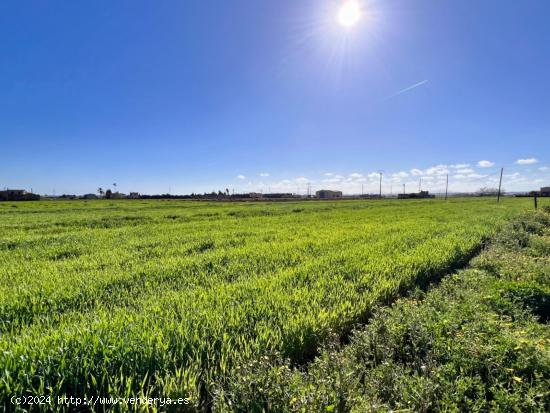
[0, 198, 533, 411]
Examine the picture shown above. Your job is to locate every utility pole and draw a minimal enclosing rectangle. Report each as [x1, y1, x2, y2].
[361, 183, 364, 196]
[418, 178, 422, 192]
[403, 183, 406, 194]
[445, 174, 449, 200]
[379, 172, 382, 199]
[497, 168, 503, 203]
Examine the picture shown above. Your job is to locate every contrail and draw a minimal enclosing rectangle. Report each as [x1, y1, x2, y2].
[384, 79, 428, 100]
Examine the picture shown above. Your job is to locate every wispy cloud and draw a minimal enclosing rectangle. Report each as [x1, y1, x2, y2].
[477, 160, 494, 168]
[454, 173, 487, 180]
[385, 79, 428, 100]
[456, 168, 474, 174]
[425, 165, 449, 176]
[237, 174, 246, 180]
[516, 158, 538, 165]
[259, 172, 270, 177]
[505, 172, 521, 179]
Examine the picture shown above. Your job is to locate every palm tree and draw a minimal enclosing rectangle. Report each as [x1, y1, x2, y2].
[97, 187, 104, 198]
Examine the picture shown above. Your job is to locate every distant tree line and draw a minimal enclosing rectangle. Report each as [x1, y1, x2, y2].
[476, 187, 505, 197]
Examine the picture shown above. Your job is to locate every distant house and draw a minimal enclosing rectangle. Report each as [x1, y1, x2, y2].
[1, 189, 25, 200]
[316, 190, 343, 199]
[249, 192, 263, 199]
[0, 189, 40, 201]
[398, 190, 435, 199]
[128, 192, 140, 199]
[528, 187, 550, 197]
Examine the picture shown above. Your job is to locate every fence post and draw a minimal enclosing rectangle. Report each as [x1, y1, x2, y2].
[534, 195, 538, 210]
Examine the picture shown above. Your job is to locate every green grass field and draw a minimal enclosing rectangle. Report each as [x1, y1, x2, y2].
[0, 198, 542, 411]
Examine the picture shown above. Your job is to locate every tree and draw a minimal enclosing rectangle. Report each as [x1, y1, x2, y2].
[105, 189, 112, 199]
[97, 187, 104, 198]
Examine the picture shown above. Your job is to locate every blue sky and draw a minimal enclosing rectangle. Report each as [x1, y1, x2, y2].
[1, 0, 549, 195]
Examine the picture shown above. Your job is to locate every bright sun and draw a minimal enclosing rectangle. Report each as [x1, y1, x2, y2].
[337, 0, 362, 28]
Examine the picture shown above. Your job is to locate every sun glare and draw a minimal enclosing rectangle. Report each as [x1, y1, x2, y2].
[337, 0, 362, 28]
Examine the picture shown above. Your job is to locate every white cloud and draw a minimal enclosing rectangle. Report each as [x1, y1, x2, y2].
[425, 165, 449, 176]
[467, 173, 486, 179]
[237, 174, 246, 180]
[477, 160, 494, 168]
[456, 168, 474, 174]
[259, 172, 270, 177]
[247, 164, 546, 196]
[323, 175, 342, 183]
[392, 171, 409, 178]
[453, 173, 486, 180]
[516, 158, 538, 165]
